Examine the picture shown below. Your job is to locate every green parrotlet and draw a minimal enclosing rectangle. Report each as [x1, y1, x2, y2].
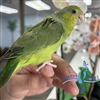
[0, 5, 84, 88]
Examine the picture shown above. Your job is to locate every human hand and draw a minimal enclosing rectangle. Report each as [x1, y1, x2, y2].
[0, 54, 79, 100]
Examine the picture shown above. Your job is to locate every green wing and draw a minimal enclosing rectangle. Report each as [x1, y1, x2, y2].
[0, 17, 64, 59]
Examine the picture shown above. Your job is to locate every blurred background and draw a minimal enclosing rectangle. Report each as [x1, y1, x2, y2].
[0, 0, 100, 100]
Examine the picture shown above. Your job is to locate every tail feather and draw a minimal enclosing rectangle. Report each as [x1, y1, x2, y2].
[0, 58, 19, 88]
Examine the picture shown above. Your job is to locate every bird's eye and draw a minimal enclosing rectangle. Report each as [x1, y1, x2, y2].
[71, 10, 77, 14]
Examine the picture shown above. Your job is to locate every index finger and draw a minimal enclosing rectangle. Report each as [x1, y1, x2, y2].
[52, 54, 77, 80]
[52, 54, 79, 95]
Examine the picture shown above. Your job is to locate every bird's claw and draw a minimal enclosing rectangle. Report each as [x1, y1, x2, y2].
[36, 60, 57, 72]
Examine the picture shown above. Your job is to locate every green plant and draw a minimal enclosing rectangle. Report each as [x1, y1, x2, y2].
[8, 20, 17, 43]
[77, 67, 92, 100]
[59, 67, 92, 100]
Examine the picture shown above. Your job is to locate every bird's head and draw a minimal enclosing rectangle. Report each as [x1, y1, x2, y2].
[56, 5, 85, 29]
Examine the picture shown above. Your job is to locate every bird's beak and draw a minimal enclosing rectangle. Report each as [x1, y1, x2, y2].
[76, 14, 85, 25]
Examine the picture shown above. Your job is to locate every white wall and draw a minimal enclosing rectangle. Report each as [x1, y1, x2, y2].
[70, 51, 100, 78]
[0, 16, 19, 48]
[0, 13, 48, 49]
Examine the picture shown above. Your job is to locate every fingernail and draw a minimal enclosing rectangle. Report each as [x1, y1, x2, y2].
[71, 82, 78, 89]
[45, 66, 53, 73]
[44, 66, 49, 71]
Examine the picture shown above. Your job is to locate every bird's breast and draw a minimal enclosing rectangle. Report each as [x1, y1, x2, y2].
[17, 35, 65, 69]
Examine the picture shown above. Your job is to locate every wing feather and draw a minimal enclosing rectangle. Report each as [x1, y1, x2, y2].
[0, 17, 64, 60]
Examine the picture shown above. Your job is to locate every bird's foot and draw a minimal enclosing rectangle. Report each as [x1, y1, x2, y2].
[36, 60, 57, 72]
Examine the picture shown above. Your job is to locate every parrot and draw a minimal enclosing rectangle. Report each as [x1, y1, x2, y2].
[0, 5, 84, 88]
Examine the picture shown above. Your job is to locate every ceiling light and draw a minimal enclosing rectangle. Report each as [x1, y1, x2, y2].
[0, 5, 18, 14]
[83, 0, 92, 5]
[25, 0, 51, 11]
